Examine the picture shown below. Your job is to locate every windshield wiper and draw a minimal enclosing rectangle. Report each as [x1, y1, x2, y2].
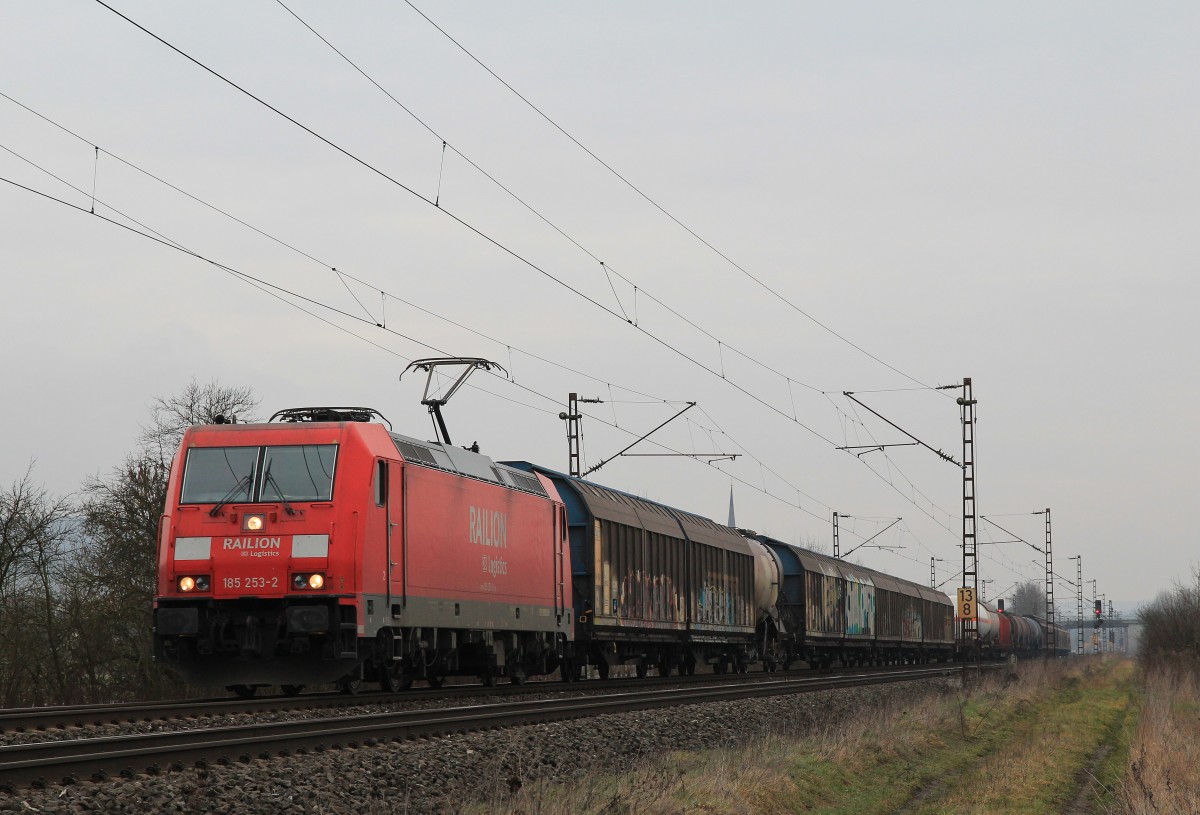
[263, 461, 296, 516]
[208, 473, 253, 517]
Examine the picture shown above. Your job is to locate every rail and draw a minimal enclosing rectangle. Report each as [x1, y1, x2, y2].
[0, 665, 967, 790]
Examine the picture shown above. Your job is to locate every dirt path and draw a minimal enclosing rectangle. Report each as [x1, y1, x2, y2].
[1061, 743, 1114, 815]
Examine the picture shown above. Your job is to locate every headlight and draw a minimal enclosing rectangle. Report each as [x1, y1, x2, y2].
[243, 514, 265, 532]
[178, 575, 209, 592]
[293, 573, 326, 590]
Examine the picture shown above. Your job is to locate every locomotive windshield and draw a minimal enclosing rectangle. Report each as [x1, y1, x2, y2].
[180, 445, 337, 504]
[260, 445, 337, 502]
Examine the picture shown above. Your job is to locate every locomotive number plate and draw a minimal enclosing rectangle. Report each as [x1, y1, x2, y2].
[222, 575, 281, 591]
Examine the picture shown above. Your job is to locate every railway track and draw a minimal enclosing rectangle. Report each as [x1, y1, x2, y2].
[0, 660, 968, 735]
[0, 664, 967, 790]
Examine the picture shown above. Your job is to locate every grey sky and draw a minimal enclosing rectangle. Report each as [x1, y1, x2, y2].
[3, 2, 1197, 614]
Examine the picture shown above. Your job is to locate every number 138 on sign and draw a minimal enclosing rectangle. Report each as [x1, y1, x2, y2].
[957, 587, 977, 620]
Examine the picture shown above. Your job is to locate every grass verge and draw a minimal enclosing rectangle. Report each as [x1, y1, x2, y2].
[459, 658, 1137, 815]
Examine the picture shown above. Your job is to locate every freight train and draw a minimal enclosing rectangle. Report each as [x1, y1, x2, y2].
[969, 600, 1071, 659]
[152, 407, 1047, 695]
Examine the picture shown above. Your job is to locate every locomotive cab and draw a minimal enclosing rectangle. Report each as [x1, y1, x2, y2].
[154, 415, 373, 689]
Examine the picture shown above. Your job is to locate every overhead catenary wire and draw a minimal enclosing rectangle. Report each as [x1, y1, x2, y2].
[398, 0, 946, 396]
[0, 91, 862, 538]
[91, 0, 844, 451]
[274, 0, 825, 398]
[0, 164, 858, 537]
[7, 11, 982, 573]
[82, 3, 979, 559]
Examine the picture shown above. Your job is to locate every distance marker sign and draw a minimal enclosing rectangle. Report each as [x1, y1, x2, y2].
[957, 587, 977, 620]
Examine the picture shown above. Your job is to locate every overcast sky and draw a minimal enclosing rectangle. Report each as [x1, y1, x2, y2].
[3, 2, 1197, 614]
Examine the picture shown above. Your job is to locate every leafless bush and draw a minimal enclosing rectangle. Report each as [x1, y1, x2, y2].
[1136, 568, 1200, 673]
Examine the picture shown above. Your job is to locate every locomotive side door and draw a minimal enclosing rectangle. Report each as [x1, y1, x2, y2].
[387, 460, 405, 613]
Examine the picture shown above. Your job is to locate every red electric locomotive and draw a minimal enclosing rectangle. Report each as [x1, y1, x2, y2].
[154, 408, 571, 695]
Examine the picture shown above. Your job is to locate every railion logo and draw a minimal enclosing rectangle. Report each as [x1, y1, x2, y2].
[468, 507, 507, 549]
[223, 537, 282, 551]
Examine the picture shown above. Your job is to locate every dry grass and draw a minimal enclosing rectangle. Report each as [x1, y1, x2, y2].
[912, 659, 1134, 815]
[1114, 666, 1200, 815]
[448, 659, 1158, 815]
[458, 662, 1073, 815]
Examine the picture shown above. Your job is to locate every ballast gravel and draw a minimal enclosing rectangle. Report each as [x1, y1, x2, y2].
[0, 678, 953, 814]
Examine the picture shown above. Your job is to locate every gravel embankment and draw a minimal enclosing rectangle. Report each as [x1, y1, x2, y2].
[0, 677, 955, 814]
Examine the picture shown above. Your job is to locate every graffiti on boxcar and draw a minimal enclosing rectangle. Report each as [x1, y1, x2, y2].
[697, 581, 735, 625]
[806, 571, 842, 634]
[616, 570, 682, 622]
[901, 607, 923, 639]
[845, 581, 876, 635]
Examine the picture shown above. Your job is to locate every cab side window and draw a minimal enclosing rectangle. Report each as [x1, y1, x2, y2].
[374, 460, 388, 507]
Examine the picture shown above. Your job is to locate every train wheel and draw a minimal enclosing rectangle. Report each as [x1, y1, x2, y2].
[658, 659, 672, 677]
[338, 677, 362, 695]
[635, 661, 649, 679]
[281, 684, 304, 697]
[229, 685, 257, 699]
[380, 664, 412, 693]
[596, 660, 610, 681]
[683, 659, 696, 676]
[558, 660, 576, 683]
[713, 660, 726, 675]
[427, 674, 446, 689]
[509, 668, 527, 686]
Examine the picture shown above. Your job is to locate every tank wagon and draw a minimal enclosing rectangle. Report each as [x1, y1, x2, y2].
[963, 601, 1072, 659]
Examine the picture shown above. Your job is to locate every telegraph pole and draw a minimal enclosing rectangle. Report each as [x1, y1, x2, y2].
[833, 512, 841, 560]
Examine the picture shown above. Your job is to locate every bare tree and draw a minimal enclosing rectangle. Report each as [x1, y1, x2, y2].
[139, 378, 259, 465]
[0, 380, 259, 705]
[0, 466, 75, 705]
[77, 380, 258, 700]
[1009, 580, 1047, 617]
